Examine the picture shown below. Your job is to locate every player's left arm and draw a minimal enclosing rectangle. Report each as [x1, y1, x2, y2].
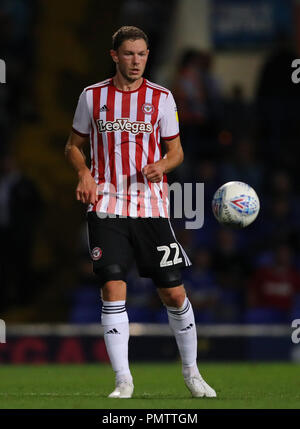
[142, 136, 184, 183]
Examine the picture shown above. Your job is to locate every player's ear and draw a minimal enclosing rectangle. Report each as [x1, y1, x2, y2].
[110, 49, 119, 64]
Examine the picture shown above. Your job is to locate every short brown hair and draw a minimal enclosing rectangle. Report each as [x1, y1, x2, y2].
[112, 26, 149, 50]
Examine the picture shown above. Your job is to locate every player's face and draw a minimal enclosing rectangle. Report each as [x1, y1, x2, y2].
[111, 39, 149, 83]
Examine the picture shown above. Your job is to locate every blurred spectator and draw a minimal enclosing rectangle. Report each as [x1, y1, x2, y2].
[173, 49, 223, 165]
[212, 228, 245, 282]
[183, 248, 220, 323]
[195, 159, 219, 212]
[246, 243, 300, 322]
[223, 84, 253, 142]
[219, 139, 263, 194]
[258, 196, 298, 251]
[211, 228, 247, 322]
[0, 0, 37, 149]
[255, 34, 300, 164]
[0, 153, 43, 311]
[269, 170, 294, 199]
[68, 257, 100, 323]
[174, 49, 207, 125]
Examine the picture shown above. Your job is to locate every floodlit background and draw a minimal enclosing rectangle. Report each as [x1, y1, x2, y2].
[1, 0, 300, 363]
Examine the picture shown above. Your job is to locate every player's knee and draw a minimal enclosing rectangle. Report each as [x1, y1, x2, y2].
[95, 264, 127, 286]
[101, 280, 126, 301]
[96, 264, 127, 300]
[159, 286, 186, 308]
[152, 268, 183, 289]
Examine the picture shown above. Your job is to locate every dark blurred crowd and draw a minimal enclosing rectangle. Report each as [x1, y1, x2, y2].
[0, 0, 37, 149]
[0, 1, 42, 313]
[1, 2, 300, 324]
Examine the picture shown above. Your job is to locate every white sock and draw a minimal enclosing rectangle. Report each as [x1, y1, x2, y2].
[166, 296, 200, 379]
[101, 300, 132, 384]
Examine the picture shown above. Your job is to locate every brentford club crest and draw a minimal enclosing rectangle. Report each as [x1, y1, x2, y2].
[142, 103, 155, 114]
[91, 247, 102, 261]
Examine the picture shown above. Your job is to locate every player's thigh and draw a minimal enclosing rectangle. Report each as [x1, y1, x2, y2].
[87, 213, 133, 284]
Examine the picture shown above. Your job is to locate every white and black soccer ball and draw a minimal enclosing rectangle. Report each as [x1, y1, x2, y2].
[212, 181, 260, 228]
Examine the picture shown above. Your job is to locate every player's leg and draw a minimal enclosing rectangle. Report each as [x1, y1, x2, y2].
[156, 280, 217, 398]
[100, 279, 134, 399]
[132, 217, 216, 397]
[87, 214, 134, 398]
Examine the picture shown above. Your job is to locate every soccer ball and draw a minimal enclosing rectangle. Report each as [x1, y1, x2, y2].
[212, 181, 260, 228]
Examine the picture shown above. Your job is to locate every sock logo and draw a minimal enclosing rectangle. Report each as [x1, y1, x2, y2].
[105, 328, 120, 335]
[180, 323, 194, 332]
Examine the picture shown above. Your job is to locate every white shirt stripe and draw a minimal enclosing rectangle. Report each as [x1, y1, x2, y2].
[143, 87, 153, 217]
[114, 91, 123, 214]
[98, 86, 110, 213]
[128, 91, 138, 217]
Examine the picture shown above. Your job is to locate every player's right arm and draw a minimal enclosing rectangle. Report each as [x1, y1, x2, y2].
[65, 131, 98, 205]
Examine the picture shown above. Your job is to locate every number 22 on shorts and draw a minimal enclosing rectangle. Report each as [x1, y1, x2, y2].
[157, 243, 183, 267]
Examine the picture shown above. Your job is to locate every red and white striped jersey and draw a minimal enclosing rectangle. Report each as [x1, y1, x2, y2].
[72, 78, 180, 217]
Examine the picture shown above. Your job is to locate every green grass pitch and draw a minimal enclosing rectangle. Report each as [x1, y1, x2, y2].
[0, 362, 300, 409]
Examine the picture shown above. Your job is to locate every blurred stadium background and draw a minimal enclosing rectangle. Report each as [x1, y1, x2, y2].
[1, 0, 300, 366]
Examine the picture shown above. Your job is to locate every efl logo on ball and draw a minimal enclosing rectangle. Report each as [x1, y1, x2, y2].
[212, 181, 260, 228]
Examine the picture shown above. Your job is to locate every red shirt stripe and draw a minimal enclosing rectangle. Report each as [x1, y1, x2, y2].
[121, 91, 131, 216]
[106, 84, 117, 213]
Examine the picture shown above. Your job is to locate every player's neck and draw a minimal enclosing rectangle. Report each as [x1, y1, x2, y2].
[112, 74, 143, 92]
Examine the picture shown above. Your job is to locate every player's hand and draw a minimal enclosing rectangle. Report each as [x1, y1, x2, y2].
[142, 161, 166, 183]
[76, 168, 98, 205]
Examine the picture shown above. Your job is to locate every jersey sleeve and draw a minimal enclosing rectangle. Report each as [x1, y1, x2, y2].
[72, 90, 91, 137]
[159, 91, 180, 140]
